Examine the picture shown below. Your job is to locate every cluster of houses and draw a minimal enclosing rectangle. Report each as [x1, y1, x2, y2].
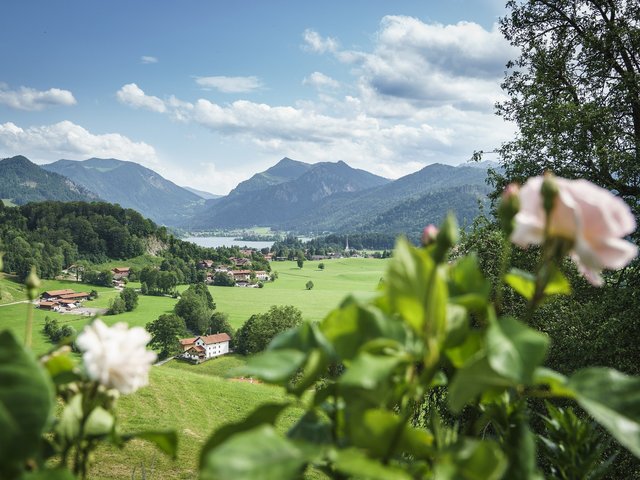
[38, 289, 90, 312]
[179, 333, 231, 363]
[197, 256, 270, 287]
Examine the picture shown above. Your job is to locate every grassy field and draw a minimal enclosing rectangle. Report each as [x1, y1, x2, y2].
[0, 257, 387, 355]
[0, 258, 386, 477]
[211, 258, 388, 328]
[90, 360, 312, 480]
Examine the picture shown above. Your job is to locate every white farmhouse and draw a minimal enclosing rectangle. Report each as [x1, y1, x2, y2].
[179, 333, 231, 363]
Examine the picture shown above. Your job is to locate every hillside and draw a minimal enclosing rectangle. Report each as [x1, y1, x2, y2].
[190, 160, 390, 229]
[0, 155, 99, 205]
[286, 163, 492, 234]
[42, 158, 204, 226]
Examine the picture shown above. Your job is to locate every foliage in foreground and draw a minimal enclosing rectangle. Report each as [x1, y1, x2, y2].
[197, 180, 640, 479]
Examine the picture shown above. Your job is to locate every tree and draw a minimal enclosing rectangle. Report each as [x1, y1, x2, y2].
[318, 262, 325, 270]
[305, 281, 314, 290]
[209, 311, 235, 346]
[493, 0, 640, 212]
[296, 253, 305, 269]
[174, 283, 216, 334]
[146, 314, 187, 359]
[213, 271, 235, 287]
[108, 297, 126, 315]
[235, 305, 303, 355]
[119, 287, 138, 312]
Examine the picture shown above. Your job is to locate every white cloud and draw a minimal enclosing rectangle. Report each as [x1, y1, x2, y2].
[327, 16, 516, 111]
[0, 84, 76, 111]
[115, 16, 517, 182]
[141, 55, 158, 64]
[116, 83, 166, 113]
[0, 120, 158, 164]
[302, 29, 339, 54]
[195, 76, 263, 93]
[303, 72, 340, 90]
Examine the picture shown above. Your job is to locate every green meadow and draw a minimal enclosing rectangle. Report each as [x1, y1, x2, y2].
[210, 258, 388, 328]
[1, 257, 388, 348]
[91, 360, 313, 480]
[0, 258, 386, 477]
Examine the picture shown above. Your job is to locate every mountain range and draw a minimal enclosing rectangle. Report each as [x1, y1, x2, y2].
[42, 158, 205, 226]
[0, 155, 495, 235]
[0, 155, 99, 205]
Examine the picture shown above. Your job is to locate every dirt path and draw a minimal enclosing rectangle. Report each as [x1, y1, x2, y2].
[0, 300, 33, 307]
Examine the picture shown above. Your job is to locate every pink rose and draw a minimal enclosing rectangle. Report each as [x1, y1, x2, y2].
[422, 224, 439, 246]
[511, 176, 637, 286]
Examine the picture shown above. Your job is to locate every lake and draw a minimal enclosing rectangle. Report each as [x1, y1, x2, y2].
[183, 236, 275, 249]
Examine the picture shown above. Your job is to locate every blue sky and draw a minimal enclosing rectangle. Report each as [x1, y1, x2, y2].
[0, 0, 515, 194]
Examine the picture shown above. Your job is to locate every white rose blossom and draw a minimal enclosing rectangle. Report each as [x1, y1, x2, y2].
[511, 175, 638, 286]
[76, 319, 156, 394]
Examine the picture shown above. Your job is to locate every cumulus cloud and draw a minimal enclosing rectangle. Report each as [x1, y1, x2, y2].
[302, 29, 339, 53]
[303, 72, 340, 90]
[0, 120, 157, 164]
[114, 16, 517, 181]
[0, 84, 77, 111]
[141, 55, 158, 64]
[330, 16, 516, 111]
[116, 83, 166, 113]
[195, 76, 263, 93]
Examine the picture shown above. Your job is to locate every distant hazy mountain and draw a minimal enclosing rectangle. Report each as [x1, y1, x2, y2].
[0, 155, 99, 205]
[182, 186, 221, 200]
[229, 157, 312, 196]
[42, 158, 204, 226]
[189, 159, 390, 229]
[283, 163, 491, 233]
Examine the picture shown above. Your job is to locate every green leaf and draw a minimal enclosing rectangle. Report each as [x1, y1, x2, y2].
[567, 367, 640, 458]
[55, 394, 82, 444]
[199, 402, 291, 470]
[448, 254, 491, 311]
[444, 304, 469, 348]
[234, 349, 306, 384]
[486, 316, 549, 384]
[349, 409, 403, 458]
[445, 331, 483, 369]
[321, 303, 405, 361]
[533, 368, 574, 398]
[269, 322, 335, 361]
[339, 353, 403, 392]
[505, 268, 536, 300]
[0, 330, 55, 477]
[120, 430, 178, 459]
[434, 439, 507, 480]
[544, 267, 571, 296]
[200, 425, 306, 480]
[506, 267, 571, 301]
[84, 406, 114, 437]
[386, 237, 436, 334]
[448, 357, 513, 413]
[42, 351, 80, 386]
[333, 448, 413, 480]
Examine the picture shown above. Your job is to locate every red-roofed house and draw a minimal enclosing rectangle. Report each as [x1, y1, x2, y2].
[112, 267, 131, 279]
[179, 333, 231, 362]
[41, 289, 76, 300]
[59, 292, 90, 301]
[230, 270, 252, 282]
